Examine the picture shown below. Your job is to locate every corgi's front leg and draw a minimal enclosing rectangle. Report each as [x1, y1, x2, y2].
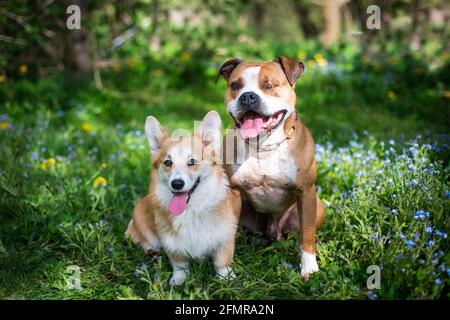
[213, 237, 236, 280]
[167, 252, 190, 286]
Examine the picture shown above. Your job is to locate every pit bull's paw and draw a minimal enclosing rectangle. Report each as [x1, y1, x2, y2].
[169, 270, 189, 286]
[216, 266, 236, 280]
[300, 250, 319, 281]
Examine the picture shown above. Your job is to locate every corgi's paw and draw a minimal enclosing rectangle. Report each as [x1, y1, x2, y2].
[300, 250, 319, 281]
[169, 270, 189, 286]
[216, 266, 235, 280]
[147, 248, 161, 256]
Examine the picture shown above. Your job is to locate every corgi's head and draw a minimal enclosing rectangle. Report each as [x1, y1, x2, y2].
[145, 111, 223, 216]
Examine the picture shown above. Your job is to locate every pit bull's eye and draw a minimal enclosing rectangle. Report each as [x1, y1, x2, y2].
[265, 82, 273, 89]
[163, 160, 173, 167]
[230, 82, 241, 90]
[188, 158, 197, 166]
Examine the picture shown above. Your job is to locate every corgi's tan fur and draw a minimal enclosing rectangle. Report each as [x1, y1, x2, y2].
[125, 111, 240, 285]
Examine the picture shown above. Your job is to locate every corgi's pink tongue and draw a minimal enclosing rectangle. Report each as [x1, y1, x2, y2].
[240, 115, 264, 140]
[168, 192, 188, 216]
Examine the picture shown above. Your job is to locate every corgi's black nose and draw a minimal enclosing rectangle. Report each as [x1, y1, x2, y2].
[171, 179, 185, 190]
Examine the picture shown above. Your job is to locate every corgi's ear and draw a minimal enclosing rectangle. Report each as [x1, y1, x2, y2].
[145, 116, 168, 155]
[201, 111, 222, 146]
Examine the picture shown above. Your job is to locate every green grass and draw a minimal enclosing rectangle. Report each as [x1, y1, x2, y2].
[0, 55, 449, 299]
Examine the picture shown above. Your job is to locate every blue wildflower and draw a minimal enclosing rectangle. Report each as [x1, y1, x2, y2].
[405, 240, 415, 248]
[391, 209, 398, 215]
[367, 291, 378, 300]
[138, 262, 148, 270]
[425, 226, 433, 233]
[413, 210, 430, 220]
[445, 191, 450, 198]
[435, 278, 442, 285]
[435, 230, 448, 239]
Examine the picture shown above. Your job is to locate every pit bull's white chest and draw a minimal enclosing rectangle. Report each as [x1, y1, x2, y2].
[231, 142, 297, 214]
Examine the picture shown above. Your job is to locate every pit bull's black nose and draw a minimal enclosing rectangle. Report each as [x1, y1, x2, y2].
[171, 179, 185, 190]
[239, 92, 260, 108]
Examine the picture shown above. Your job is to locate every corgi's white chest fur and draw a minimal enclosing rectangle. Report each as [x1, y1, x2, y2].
[232, 131, 297, 214]
[156, 175, 233, 259]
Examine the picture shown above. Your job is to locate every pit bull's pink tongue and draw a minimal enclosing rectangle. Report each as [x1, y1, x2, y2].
[168, 192, 188, 216]
[240, 114, 264, 139]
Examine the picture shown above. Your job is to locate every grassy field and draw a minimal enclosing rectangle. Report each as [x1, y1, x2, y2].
[0, 51, 449, 299]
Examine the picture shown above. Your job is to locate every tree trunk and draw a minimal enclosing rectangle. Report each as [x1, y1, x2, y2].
[291, 0, 319, 38]
[321, 0, 341, 47]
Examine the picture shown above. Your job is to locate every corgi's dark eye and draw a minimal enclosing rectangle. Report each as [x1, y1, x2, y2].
[230, 82, 241, 90]
[188, 158, 197, 166]
[265, 82, 273, 89]
[163, 160, 173, 167]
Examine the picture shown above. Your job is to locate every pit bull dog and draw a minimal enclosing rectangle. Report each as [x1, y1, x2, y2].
[217, 56, 325, 280]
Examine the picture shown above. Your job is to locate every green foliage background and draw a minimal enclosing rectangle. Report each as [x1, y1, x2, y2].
[0, 0, 449, 299]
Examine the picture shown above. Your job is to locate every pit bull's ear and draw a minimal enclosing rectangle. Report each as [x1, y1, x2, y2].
[144, 116, 168, 156]
[216, 58, 242, 83]
[275, 56, 305, 86]
[201, 111, 222, 146]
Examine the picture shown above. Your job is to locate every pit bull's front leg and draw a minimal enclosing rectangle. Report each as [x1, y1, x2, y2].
[297, 185, 319, 281]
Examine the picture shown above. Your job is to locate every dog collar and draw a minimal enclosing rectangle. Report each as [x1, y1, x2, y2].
[188, 177, 201, 196]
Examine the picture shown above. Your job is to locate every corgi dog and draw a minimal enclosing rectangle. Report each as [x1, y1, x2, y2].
[125, 111, 241, 285]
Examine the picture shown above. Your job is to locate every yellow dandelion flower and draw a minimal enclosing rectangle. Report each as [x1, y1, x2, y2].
[442, 91, 450, 99]
[93, 176, 107, 188]
[41, 157, 56, 171]
[387, 91, 396, 99]
[297, 51, 307, 60]
[0, 74, 6, 83]
[441, 51, 449, 60]
[81, 123, 93, 133]
[19, 64, 28, 74]
[101, 163, 108, 169]
[180, 52, 191, 63]
[314, 53, 324, 61]
[307, 59, 316, 68]
[0, 121, 9, 129]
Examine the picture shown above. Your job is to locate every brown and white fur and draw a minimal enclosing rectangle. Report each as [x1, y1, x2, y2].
[217, 56, 325, 280]
[125, 111, 241, 285]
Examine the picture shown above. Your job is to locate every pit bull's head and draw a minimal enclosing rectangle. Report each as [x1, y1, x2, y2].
[217, 56, 304, 140]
